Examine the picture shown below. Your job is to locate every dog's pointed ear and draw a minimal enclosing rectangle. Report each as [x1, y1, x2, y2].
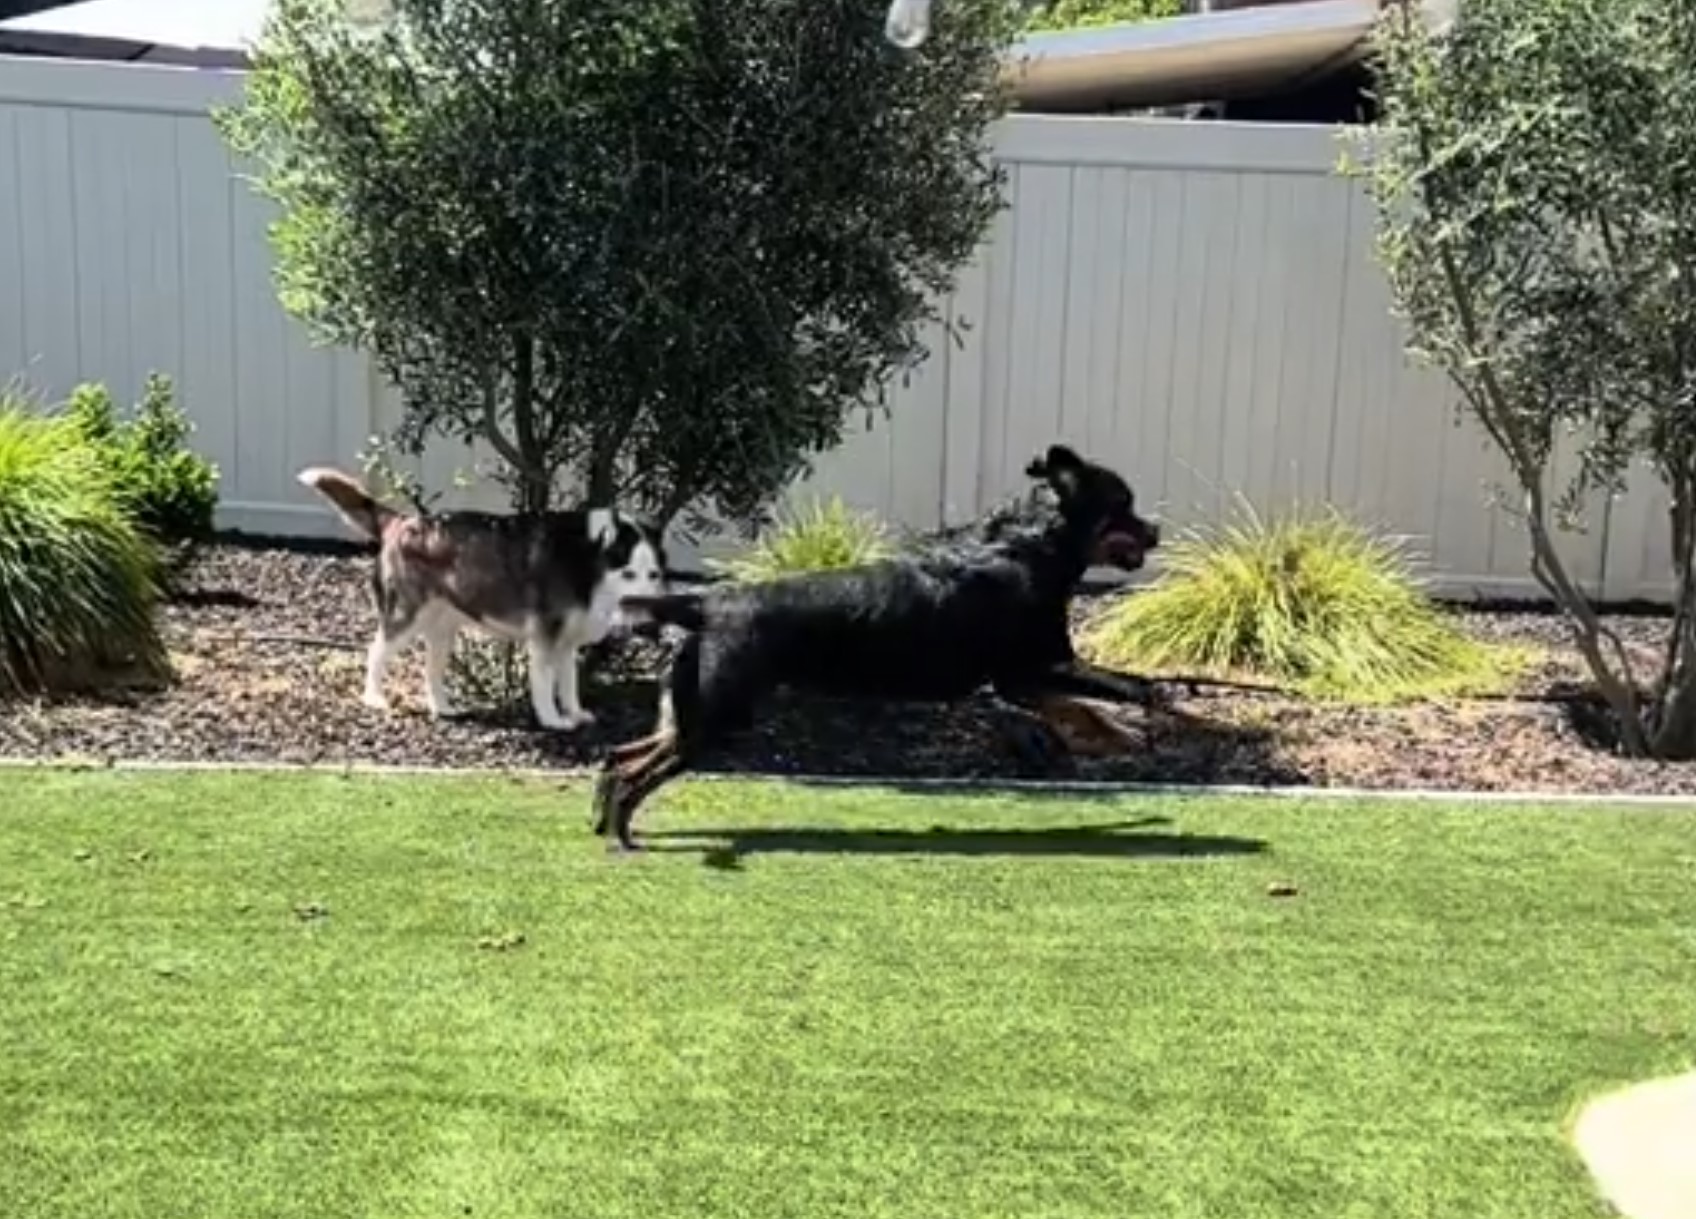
[1027, 444, 1085, 494]
[1044, 444, 1083, 473]
[587, 508, 618, 548]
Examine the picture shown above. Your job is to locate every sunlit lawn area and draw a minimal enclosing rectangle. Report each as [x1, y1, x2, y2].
[3, 770, 1693, 1218]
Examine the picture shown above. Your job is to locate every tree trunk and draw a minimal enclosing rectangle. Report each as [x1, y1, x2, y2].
[586, 442, 619, 508]
[1649, 475, 1696, 758]
[510, 336, 550, 514]
[1522, 483, 1650, 755]
[1650, 661, 1696, 759]
[1649, 593, 1696, 757]
[514, 475, 549, 516]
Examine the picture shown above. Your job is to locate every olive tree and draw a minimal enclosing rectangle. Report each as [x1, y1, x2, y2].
[217, 0, 1016, 527]
[1347, 0, 1696, 757]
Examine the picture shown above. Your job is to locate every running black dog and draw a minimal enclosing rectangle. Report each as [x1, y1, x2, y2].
[593, 443, 1163, 850]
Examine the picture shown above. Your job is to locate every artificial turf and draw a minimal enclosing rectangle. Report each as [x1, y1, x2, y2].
[3, 770, 1692, 1217]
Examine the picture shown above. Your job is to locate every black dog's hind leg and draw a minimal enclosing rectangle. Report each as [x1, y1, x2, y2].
[593, 632, 764, 851]
[592, 633, 712, 848]
[590, 763, 622, 836]
[607, 733, 688, 851]
[592, 729, 671, 837]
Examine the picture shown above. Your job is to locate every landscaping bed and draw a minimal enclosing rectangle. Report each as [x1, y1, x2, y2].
[1, 539, 1691, 794]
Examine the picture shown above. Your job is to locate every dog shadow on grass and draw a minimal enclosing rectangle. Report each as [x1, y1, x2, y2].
[571, 665, 1285, 868]
[644, 813, 1267, 869]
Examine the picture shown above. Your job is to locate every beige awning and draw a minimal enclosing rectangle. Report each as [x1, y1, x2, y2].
[1006, 0, 1453, 112]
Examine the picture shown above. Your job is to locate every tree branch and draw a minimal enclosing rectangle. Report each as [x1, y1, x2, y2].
[478, 366, 528, 476]
[656, 471, 704, 530]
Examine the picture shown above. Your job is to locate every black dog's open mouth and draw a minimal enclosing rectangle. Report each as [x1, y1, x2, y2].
[1094, 531, 1151, 571]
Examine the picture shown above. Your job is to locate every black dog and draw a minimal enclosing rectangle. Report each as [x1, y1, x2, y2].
[593, 443, 1163, 850]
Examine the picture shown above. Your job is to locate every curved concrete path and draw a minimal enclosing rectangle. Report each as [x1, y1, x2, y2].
[1573, 1073, 1696, 1219]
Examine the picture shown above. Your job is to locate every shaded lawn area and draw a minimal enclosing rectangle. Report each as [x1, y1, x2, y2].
[2, 772, 1694, 1218]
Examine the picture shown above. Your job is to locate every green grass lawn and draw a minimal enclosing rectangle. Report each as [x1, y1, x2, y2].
[3, 771, 1693, 1219]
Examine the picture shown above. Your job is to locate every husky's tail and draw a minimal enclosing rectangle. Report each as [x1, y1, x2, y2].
[296, 466, 398, 541]
[621, 592, 707, 633]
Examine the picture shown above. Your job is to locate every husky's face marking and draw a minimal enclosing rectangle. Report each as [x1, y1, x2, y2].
[612, 538, 667, 603]
[586, 514, 669, 636]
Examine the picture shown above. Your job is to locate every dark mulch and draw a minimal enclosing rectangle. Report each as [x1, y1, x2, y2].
[2, 540, 1694, 795]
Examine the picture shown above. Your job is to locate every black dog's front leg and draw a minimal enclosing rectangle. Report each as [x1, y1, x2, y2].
[1039, 660, 1170, 708]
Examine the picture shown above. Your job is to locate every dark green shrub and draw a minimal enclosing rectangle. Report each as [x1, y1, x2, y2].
[65, 373, 219, 551]
[0, 402, 167, 697]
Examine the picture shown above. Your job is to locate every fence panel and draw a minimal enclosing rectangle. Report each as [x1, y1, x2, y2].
[0, 56, 1648, 599]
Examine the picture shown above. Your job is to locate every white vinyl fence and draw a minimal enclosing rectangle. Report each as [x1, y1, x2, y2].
[0, 54, 1673, 600]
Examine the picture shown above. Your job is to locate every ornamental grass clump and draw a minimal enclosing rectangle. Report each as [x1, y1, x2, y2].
[0, 402, 166, 697]
[711, 497, 894, 584]
[1078, 502, 1527, 702]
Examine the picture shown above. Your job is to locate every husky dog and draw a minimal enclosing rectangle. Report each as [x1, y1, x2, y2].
[297, 467, 668, 729]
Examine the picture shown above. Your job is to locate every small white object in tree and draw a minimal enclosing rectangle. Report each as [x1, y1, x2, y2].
[885, 0, 933, 48]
